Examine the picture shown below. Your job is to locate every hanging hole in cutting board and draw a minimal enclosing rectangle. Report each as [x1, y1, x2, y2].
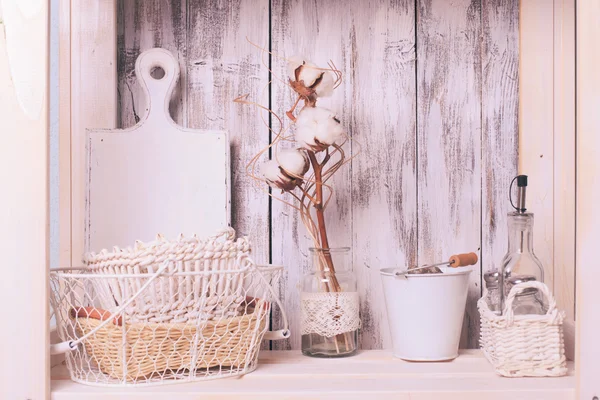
[150, 66, 165, 80]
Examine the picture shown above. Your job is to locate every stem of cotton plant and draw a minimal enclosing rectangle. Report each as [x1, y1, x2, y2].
[307, 151, 338, 288]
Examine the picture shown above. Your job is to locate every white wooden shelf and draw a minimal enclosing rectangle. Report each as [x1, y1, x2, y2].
[51, 350, 575, 399]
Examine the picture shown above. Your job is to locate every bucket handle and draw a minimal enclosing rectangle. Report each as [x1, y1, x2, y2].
[503, 281, 561, 326]
[50, 258, 174, 355]
[239, 255, 290, 340]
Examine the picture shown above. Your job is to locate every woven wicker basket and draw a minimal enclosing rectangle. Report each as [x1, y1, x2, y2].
[478, 281, 567, 377]
[83, 228, 251, 324]
[71, 299, 269, 381]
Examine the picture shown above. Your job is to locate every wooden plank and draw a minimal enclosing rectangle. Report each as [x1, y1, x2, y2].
[186, 0, 271, 273]
[70, 0, 117, 264]
[518, 0, 554, 289]
[51, 350, 576, 400]
[0, 1, 50, 398]
[51, 349, 573, 378]
[480, 0, 519, 298]
[553, 0, 576, 321]
[563, 318, 575, 362]
[575, 1, 600, 397]
[117, 0, 186, 129]
[50, 380, 576, 400]
[59, 0, 72, 268]
[349, 0, 417, 350]
[270, 0, 357, 349]
[416, 0, 482, 348]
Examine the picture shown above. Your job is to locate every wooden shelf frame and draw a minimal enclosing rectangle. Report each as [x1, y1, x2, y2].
[0, 2, 50, 399]
[575, 1, 600, 397]
[51, 350, 576, 399]
[1, 0, 597, 398]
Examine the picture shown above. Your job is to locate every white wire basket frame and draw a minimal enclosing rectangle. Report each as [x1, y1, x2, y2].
[50, 257, 289, 386]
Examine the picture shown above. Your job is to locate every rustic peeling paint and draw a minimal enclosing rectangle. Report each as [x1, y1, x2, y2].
[417, 0, 482, 349]
[118, 0, 518, 350]
[117, 0, 187, 128]
[481, 0, 519, 328]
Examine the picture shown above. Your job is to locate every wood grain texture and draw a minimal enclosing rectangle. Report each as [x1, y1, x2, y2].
[575, 0, 600, 395]
[118, 0, 270, 255]
[186, 0, 270, 258]
[71, 0, 118, 265]
[518, 0, 554, 291]
[59, 0, 72, 267]
[51, 350, 576, 399]
[348, 1, 417, 349]
[417, 0, 482, 348]
[553, 0, 575, 321]
[481, 0, 519, 320]
[115, 1, 524, 350]
[0, 1, 50, 397]
[117, 0, 187, 128]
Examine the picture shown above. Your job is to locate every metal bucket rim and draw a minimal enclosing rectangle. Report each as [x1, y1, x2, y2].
[379, 266, 473, 277]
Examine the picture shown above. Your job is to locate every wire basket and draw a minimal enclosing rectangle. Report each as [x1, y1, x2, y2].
[49, 231, 289, 386]
[478, 281, 567, 377]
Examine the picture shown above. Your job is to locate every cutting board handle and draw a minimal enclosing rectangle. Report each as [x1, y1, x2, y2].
[135, 48, 180, 124]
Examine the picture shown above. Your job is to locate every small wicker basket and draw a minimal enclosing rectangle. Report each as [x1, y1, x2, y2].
[478, 281, 567, 377]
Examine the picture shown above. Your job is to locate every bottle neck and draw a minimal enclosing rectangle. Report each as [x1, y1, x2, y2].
[506, 213, 534, 254]
[507, 226, 533, 253]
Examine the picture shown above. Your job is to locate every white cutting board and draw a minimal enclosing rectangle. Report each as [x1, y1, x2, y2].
[86, 48, 230, 252]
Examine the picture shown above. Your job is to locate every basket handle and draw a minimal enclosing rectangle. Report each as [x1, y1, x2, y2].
[208, 227, 236, 241]
[241, 256, 290, 340]
[503, 281, 559, 324]
[50, 258, 174, 355]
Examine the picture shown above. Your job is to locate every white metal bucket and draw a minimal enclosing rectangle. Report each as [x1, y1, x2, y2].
[380, 267, 472, 361]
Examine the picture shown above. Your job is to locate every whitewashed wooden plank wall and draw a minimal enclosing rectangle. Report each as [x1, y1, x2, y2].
[417, 0, 482, 348]
[116, 0, 519, 349]
[481, 0, 519, 344]
[271, 0, 354, 349]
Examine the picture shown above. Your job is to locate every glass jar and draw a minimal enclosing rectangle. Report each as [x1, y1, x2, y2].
[499, 212, 544, 313]
[300, 247, 359, 358]
[483, 271, 501, 315]
[506, 275, 547, 315]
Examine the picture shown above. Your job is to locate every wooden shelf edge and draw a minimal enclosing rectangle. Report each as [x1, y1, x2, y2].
[51, 350, 575, 400]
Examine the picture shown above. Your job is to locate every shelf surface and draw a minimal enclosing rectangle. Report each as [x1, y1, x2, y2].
[51, 349, 575, 399]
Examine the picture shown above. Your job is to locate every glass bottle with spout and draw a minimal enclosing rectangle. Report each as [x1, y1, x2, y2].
[498, 175, 545, 314]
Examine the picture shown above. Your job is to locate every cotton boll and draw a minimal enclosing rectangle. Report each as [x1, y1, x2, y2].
[287, 55, 307, 82]
[287, 55, 335, 98]
[261, 160, 287, 183]
[295, 107, 344, 152]
[276, 148, 310, 177]
[295, 123, 318, 151]
[315, 70, 335, 97]
[287, 55, 321, 87]
[260, 159, 297, 191]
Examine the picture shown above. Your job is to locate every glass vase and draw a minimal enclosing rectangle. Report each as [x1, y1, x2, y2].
[300, 247, 359, 357]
